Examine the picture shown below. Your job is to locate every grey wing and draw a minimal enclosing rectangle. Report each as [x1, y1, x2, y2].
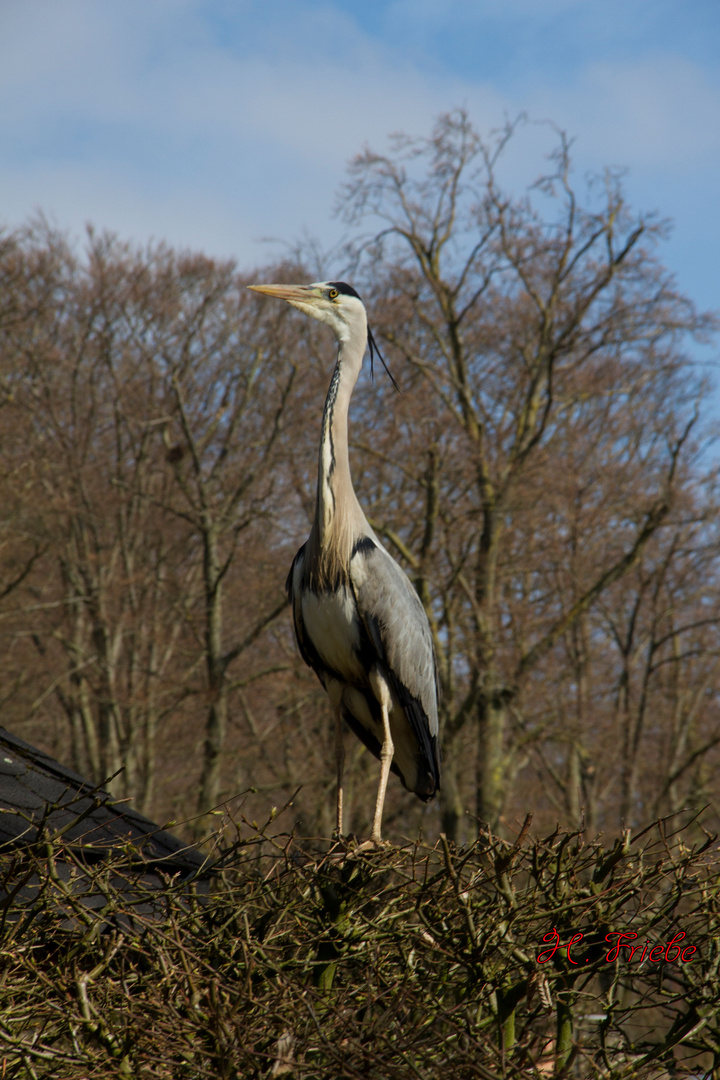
[286, 542, 325, 682]
[349, 537, 440, 793]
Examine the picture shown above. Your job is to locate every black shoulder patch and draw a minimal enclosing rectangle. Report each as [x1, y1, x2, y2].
[285, 542, 306, 602]
[328, 281, 362, 301]
[351, 535, 376, 559]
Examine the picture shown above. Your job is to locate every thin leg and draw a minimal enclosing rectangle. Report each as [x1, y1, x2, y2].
[370, 700, 394, 844]
[334, 707, 345, 836]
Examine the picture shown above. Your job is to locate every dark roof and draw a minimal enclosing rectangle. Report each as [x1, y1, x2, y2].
[0, 726, 207, 879]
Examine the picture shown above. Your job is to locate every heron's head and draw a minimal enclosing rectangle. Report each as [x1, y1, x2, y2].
[248, 280, 366, 345]
[248, 280, 399, 389]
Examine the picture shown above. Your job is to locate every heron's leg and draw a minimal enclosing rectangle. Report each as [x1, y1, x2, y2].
[370, 680, 394, 844]
[334, 706, 345, 836]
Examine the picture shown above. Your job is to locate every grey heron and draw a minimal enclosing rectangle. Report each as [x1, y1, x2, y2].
[248, 280, 440, 844]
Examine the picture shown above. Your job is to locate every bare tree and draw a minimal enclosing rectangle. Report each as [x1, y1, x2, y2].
[342, 111, 716, 839]
[159, 262, 299, 819]
[0, 227, 304, 821]
[0, 228, 203, 808]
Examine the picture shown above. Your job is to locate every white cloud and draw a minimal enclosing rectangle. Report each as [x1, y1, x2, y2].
[0, 0, 503, 261]
[1, 0, 470, 163]
[0, 0, 717, 321]
[591, 57, 720, 168]
[527, 56, 720, 173]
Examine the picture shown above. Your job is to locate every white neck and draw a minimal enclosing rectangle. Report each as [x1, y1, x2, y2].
[315, 332, 365, 540]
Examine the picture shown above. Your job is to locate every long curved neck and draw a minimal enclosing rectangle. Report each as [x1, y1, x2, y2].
[315, 335, 365, 542]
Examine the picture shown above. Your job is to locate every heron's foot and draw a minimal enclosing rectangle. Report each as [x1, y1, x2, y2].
[322, 833, 361, 864]
[351, 835, 392, 854]
[328, 830, 349, 852]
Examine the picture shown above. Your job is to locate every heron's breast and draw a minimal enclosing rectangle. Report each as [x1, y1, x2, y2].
[301, 586, 365, 683]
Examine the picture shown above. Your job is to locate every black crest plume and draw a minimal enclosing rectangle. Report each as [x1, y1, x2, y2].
[368, 325, 400, 393]
[327, 282, 400, 393]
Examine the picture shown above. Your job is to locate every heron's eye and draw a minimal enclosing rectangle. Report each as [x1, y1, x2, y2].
[328, 288, 338, 300]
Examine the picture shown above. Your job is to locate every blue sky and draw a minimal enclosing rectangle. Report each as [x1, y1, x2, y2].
[1, 0, 719, 329]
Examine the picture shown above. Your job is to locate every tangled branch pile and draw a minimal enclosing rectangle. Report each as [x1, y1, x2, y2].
[1, 811, 718, 1078]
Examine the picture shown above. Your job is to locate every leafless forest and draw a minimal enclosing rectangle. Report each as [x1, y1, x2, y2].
[1, 113, 718, 846]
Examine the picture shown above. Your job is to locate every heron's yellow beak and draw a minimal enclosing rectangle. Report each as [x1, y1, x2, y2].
[248, 283, 321, 303]
[248, 282, 328, 322]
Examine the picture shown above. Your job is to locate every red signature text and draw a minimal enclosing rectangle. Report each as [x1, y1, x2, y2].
[537, 928, 697, 965]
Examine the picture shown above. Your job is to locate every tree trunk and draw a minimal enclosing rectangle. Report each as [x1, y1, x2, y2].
[440, 755, 466, 845]
[198, 690, 228, 817]
[567, 742, 582, 828]
[196, 524, 227, 820]
[477, 691, 507, 832]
